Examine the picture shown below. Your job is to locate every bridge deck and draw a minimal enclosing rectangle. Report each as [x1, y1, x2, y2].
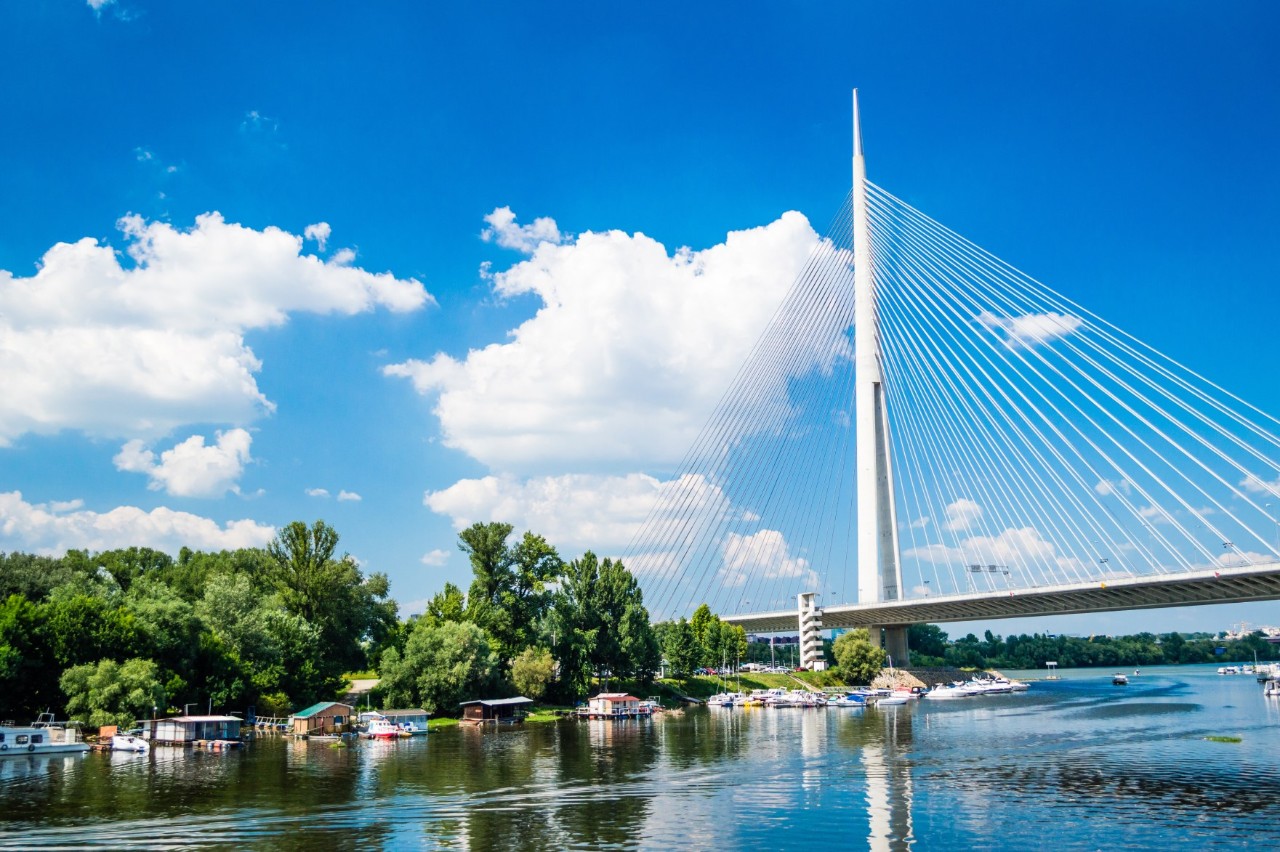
[721, 562, 1280, 633]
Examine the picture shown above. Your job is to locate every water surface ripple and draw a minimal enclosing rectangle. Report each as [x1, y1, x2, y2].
[2, 666, 1277, 850]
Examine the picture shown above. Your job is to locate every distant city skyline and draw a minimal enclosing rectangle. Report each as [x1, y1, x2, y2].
[1, 2, 1278, 635]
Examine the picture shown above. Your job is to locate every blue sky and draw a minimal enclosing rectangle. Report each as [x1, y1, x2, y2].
[1, 1, 1277, 638]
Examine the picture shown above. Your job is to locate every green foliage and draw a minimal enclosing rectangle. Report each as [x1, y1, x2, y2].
[832, 629, 886, 684]
[662, 618, 700, 680]
[510, 646, 555, 700]
[60, 658, 165, 729]
[423, 582, 467, 627]
[0, 552, 77, 602]
[550, 552, 658, 697]
[378, 619, 498, 714]
[266, 520, 398, 693]
[457, 523, 564, 664]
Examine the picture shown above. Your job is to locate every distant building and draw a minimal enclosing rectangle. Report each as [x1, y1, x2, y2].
[290, 701, 353, 736]
[381, 708, 429, 733]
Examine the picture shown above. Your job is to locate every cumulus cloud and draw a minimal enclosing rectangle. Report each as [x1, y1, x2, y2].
[337, 490, 362, 502]
[387, 209, 822, 474]
[304, 222, 331, 251]
[1241, 474, 1280, 497]
[420, 549, 449, 567]
[0, 212, 433, 444]
[305, 488, 330, 498]
[976, 310, 1082, 349]
[0, 491, 274, 554]
[944, 498, 983, 532]
[425, 472, 729, 554]
[480, 206, 564, 253]
[1095, 478, 1134, 497]
[114, 428, 253, 497]
[718, 529, 818, 589]
[86, 0, 115, 11]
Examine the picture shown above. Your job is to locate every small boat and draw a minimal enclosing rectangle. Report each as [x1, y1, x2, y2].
[1112, 673, 1129, 685]
[827, 693, 867, 708]
[111, 733, 150, 753]
[366, 719, 400, 739]
[876, 692, 912, 706]
[1264, 678, 1280, 697]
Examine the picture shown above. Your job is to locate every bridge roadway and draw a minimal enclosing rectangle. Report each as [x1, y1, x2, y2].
[721, 561, 1280, 633]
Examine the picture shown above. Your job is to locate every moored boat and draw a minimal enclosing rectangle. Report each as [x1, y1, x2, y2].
[111, 733, 149, 753]
[0, 713, 89, 757]
[366, 718, 400, 739]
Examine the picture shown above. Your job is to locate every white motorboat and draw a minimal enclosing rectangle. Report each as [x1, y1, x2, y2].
[0, 713, 89, 757]
[827, 693, 867, 708]
[923, 683, 967, 700]
[876, 691, 912, 706]
[365, 718, 401, 739]
[1112, 673, 1129, 685]
[1264, 678, 1280, 697]
[111, 733, 150, 753]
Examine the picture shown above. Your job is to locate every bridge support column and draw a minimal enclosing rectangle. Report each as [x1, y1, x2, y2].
[869, 625, 910, 667]
[798, 593, 826, 670]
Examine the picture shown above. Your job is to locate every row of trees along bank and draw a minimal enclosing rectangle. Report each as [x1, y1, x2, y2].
[0, 520, 396, 726]
[0, 520, 661, 725]
[904, 623, 1280, 669]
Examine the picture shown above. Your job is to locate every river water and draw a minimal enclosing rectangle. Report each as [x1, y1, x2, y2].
[2, 665, 1278, 850]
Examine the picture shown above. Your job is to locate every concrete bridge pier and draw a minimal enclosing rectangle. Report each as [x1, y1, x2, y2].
[869, 625, 910, 667]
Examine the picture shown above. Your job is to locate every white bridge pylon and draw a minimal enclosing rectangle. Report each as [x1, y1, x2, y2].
[630, 91, 1280, 651]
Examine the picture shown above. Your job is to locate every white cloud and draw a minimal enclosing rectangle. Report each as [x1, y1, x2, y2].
[718, 529, 818, 589]
[51, 499, 85, 512]
[387, 209, 824, 474]
[337, 490, 362, 502]
[305, 488, 330, 498]
[86, 0, 114, 11]
[425, 471, 729, 554]
[1241, 474, 1280, 498]
[944, 498, 983, 532]
[114, 429, 252, 497]
[1094, 478, 1133, 497]
[0, 491, 274, 555]
[976, 310, 1082, 348]
[0, 212, 433, 444]
[420, 549, 450, 566]
[304, 222, 331, 251]
[480, 206, 564, 254]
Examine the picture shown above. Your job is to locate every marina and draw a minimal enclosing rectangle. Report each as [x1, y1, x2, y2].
[2, 665, 1277, 849]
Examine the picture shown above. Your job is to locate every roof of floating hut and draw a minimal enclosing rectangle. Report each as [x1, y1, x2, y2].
[291, 701, 354, 719]
[159, 715, 242, 723]
[381, 708, 429, 716]
[591, 693, 639, 702]
[458, 697, 534, 708]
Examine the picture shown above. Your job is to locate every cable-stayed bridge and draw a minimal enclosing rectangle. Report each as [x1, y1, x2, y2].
[627, 91, 1280, 663]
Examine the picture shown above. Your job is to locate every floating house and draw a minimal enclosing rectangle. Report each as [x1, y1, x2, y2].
[381, 708, 430, 734]
[140, 715, 242, 745]
[584, 693, 649, 719]
[459, 697, 533, 725]
[290, 701, 354, 736]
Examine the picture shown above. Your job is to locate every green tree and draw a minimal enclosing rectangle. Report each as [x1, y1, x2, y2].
[510, 647, 555, 700]
[0, 594, 58, 720]
[60, 658, 165, 729]
[907, 623, 949, 663]
[832, 628, 886, 684]
[378, 620, 498, 714]
[266, 520, 398, 683]
[0, 552, 76, 602]
[662, 618, 701, 680]
[423, 582, 468, 627]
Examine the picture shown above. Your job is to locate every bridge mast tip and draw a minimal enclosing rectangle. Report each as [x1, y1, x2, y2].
[852, 89, 863, 158]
